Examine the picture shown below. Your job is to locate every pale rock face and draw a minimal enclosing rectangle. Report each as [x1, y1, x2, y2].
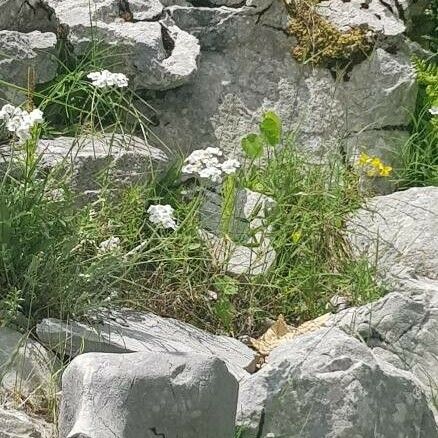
[0, 327, 60, 410]
[59, 351, 238, 438]
[199, 188, 277, 276]
[0, 31, 57, 106]
[347, 187, 438, 282]
[237, 327, 438, 437]
[36, 309, 257, 381]
[329, 290, 438, 404]
[0, 406, 54, 438]
[38, 134, 168, 192]
[0, 0, 200, 91]
[316, 0, 406, 37]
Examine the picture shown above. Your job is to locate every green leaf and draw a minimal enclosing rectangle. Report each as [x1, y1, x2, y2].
[214, 275, 239, 296]
[241, 133, 263, 159]
[260, 111, 282, 146]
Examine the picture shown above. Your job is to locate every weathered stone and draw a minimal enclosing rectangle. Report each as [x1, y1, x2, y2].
[347, 187, 438, 282]
[0, 406, 54, 438]
[36, 309, 257, 380]
[339, 48, 417, 132]
[317, 0, 406, 38]
[0, 0, 56, 33]
[0, 31, 57, 106]
[201, 188, 276, 238]
[330, 289, 438, 402]
[237, 327, 438, 437]
[0, 327, 59, 409]
[199, 188, 277, 276]
[59, 351, 238, 438]
[149, 0, 416, 157]
[36, 133, 168, 193]
[48, 0, 199, 90]
[201, 229, 276, 277]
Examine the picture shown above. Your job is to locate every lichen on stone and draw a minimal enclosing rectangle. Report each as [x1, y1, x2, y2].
[286, 0, 374, 67]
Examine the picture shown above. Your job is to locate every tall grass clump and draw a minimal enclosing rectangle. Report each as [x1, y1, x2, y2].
[0, 39, 383, 338]
[395, 57, 438, 188]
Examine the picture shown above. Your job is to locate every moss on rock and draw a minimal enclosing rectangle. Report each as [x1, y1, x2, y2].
[286, 0, 374, 67]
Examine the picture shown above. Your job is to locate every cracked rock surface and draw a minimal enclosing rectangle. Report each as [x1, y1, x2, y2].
[237, 327, 438, 437]
[146, 0, 418, 157]
[0, 30, 57, 106]
[36, 309, 257, 381]
[0, 0, 200, 91]
[59, 351, 238, 438]
[347, 187, 438, 282]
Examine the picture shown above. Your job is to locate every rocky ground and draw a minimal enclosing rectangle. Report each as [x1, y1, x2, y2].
[0, 0, 437, 437]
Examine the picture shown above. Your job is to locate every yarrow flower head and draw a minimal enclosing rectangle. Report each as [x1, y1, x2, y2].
[182, 147, 240, 183]
[98, 236, 121, 254]
[147, 204, 178, 230]
[429, 106, 438, 116]
[357, 152, 392, 177]
[0, 104, 44, 142]
[87, 70, 129, 88]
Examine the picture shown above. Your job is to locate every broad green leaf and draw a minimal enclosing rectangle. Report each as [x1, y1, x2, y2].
[260, 111, 282, 146]
[241, 133, 263, 159]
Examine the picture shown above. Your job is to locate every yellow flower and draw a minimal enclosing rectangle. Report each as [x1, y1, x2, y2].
[379, 165, 392, 177]
[357, 152, 392, 178]
[358, 152, 371, 166]
[291, 230, 302, 244]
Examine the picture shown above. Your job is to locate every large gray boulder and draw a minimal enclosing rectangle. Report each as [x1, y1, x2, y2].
[237, 327, 438, 437]
[36, 309, 257, 380]
[0, 0, 200, 91]
[0, 327, 59, 409]
[0, 406, 54, 438]
[0, 30, 57, 106]
[347, 187, 438, 282]
[146, 0, 416, 157]
[330, 289, 438, 405]
[59, 351, 238, 438]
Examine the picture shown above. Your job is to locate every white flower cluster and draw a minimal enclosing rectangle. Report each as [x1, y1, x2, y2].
[98, 236, 121, 254]
[182, 147, 240, 183]
[87, 70, 129, 88]
[429, 106, 438, 116]
[147, 204, 178, 230]
[0, 104, 44, 142]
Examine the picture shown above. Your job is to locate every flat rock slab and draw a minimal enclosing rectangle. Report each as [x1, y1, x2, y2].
[37, 310, 257, 380]
[59, 351, 238, 438]
[347, 186, 438, 282]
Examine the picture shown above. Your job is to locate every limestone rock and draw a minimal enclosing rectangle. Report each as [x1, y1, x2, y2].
[330, 289, 438, 400]
[0, 31, 57, 106]
[347, 186, 438, 281]
[237, 327, 438, 437]
[149, 1, 416, 157]
[0, 0, 56, 33]
[59, 351, 238, 438]
[339, 48, 417, 132]
[0, 406, 54, 438]
[201, 229, 276, 277]
[36, 133, 168, 193]
[317, 0, 406, 38]
[0, 327, 59, 409]
[36, 309, 257, 380]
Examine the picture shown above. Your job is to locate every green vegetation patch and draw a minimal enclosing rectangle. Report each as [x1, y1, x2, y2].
[287, 0, 374, 67]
